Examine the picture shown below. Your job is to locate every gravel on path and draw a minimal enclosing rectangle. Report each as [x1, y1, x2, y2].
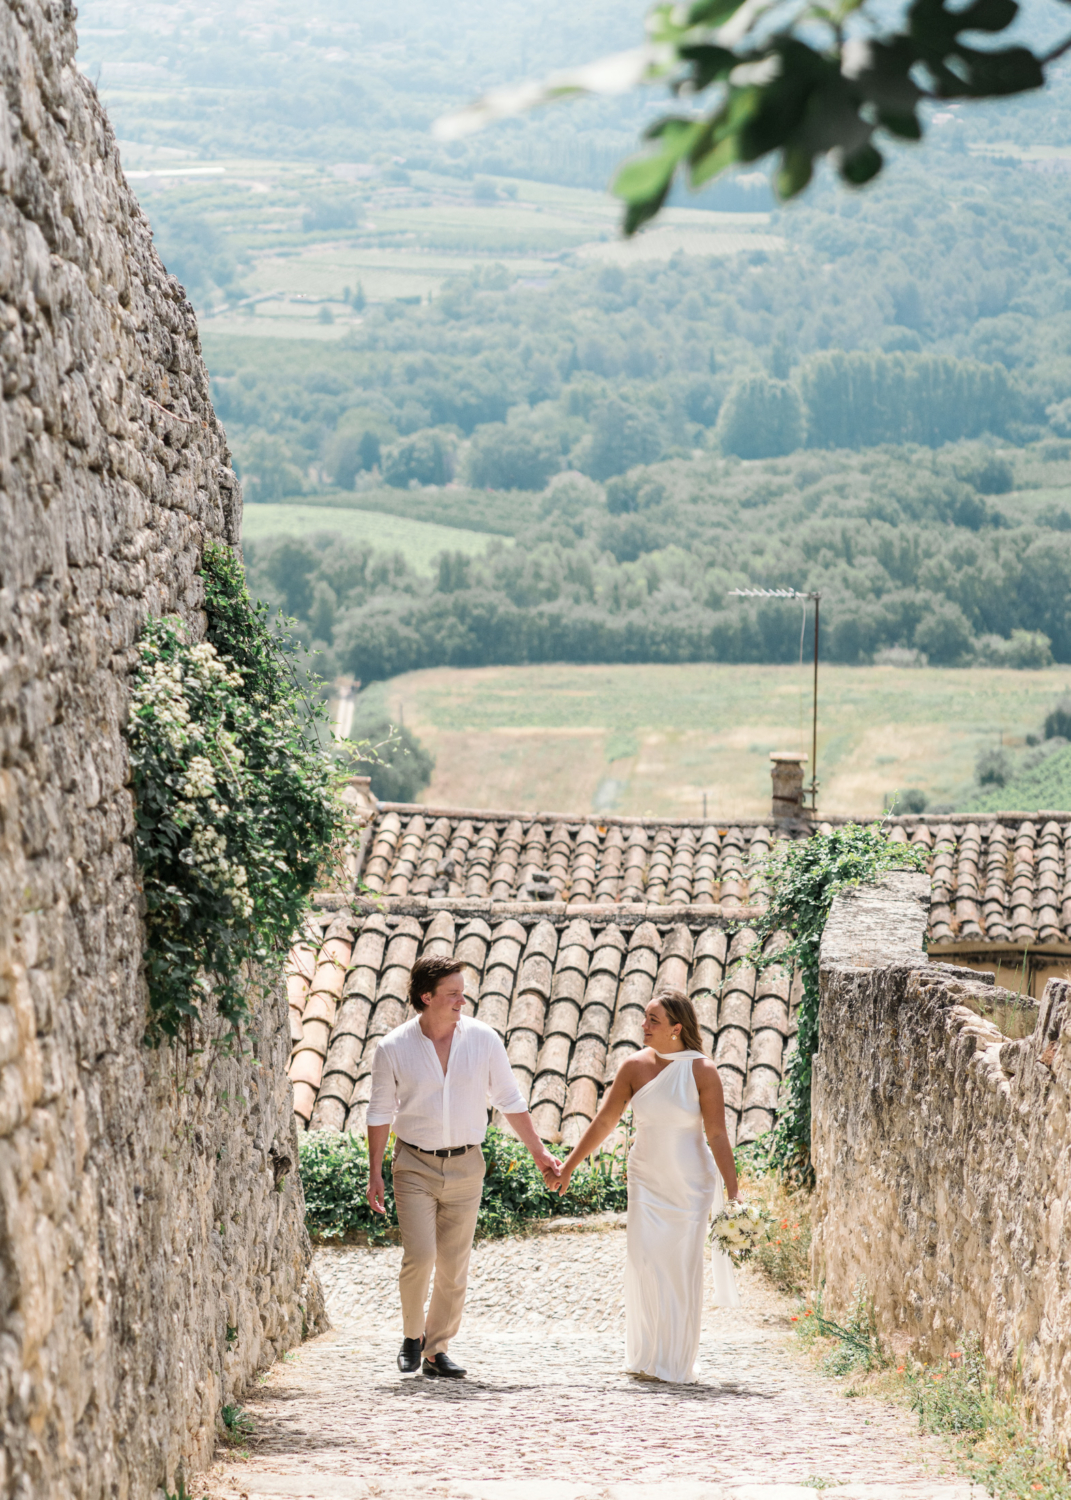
[201, 1226, 969, 1500]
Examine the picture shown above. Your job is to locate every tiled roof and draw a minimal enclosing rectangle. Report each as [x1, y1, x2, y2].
[287, 904, 796, 1150]
[356, 804, 1071, 949]
[289, 801, 1071, 1143]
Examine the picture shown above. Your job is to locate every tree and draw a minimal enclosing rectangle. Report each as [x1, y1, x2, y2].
[465, 424, 561, 490]
[381, 430, 456, 488]
[914, 601, 974, 665]
[435, 0, 1071, 231]
[235, 430, 304, 503]
[715, 374, 805, 459]
[586, 398, 663, 480]
[351, 721, 435, 803]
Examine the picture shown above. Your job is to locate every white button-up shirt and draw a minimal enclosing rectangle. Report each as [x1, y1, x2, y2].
[367, 1014, 528, 1150]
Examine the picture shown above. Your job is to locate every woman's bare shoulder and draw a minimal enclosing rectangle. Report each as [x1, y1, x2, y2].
[619, 1048, 655, 1077]
[691, 1056, 722, 1083]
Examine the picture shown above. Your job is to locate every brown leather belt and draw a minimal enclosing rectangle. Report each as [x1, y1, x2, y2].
[398, 1139, 477, 1159]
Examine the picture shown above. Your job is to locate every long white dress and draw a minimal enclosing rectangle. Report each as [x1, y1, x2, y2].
[624, 1050, 741, 1383]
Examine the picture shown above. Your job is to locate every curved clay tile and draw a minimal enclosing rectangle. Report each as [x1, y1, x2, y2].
[745, 827, 772, 908]
[693, 827, 721, 905]
[654, 923, 694, 995]
[345, 917, 423, 1133]
[887, 825, 909, 846]
[719, 832, 747, 908]
[982, 824, 1012, 942]
[909, 823, 934, 851]
[285, 934, 317, 1046]
[490, 819, 524, 898]
[561, 927, 627, 1142]
[666, 827, 697, 906]
[443, 820, 476, 897]
[411, 816, 453, 896]
[454, 917, 492, 1015]
[644, 828, 675, 904]
[594, 825, 625, 902]
[530, 921, 594, 1136]
[506, 920, 559, 1093]
[387, 815, 427, 897]
[619, 828, 649, 902]
[1035, 821, 1065, 941]
[569, 834, 600, 904]
[307, 916, 386, 1133]
[1010, 822, 1038, 942]
[362, 811, 402, 892]
[518, 821, 548, 887]
[545, 822, 573, 896]
[607, 922, 662, 1076]
[1061, 824, 1071, 937]
[689, 927, 727, 1054]
[954, 824, 983, 940]
[419, 909, 456, 958]
[465, 825, 501, 898]
[476, 918, 526, 1037]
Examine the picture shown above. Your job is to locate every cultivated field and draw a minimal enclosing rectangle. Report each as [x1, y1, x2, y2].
[118, 147, 782, 338]
[240, 504, 498, 570]
[354, 661, 1071, 819]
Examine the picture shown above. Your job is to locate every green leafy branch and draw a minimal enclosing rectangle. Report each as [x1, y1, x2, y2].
[743, 823, 929, 1181]
[128, 541, 347, 1048]
[435, 0, 1071, 230]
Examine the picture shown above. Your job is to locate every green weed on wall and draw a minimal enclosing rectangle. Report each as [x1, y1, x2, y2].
[127, 540, 344, 1045]
[747, 825, 929, 1182]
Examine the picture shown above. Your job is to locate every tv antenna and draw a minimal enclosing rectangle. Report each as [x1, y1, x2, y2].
[729, 588, 821, 814]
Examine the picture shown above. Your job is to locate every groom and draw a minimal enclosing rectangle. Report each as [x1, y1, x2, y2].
[366, 954, 562, 1378]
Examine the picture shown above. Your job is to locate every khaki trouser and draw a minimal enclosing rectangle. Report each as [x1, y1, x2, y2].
[391, 1141, 485, 1358]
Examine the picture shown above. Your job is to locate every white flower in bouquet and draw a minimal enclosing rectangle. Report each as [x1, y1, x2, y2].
[708, 1199, 775, 1266]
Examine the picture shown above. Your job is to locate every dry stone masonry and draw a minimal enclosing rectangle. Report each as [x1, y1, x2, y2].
[812, 872, 1071, 1453]
[0, 4, 320, 1497]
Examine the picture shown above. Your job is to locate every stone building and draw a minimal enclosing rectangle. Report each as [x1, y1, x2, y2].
[287, 762, 1071, 1144]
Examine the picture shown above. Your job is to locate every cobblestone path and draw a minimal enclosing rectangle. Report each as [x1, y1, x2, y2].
[203, 1222, 973, 1500]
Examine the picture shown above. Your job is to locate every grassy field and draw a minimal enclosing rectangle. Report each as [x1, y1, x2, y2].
[352, 662, 1071, 819]
[240, 504, 499, 571]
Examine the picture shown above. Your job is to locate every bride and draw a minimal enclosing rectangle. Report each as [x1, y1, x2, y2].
[555, 987, 741, 1383]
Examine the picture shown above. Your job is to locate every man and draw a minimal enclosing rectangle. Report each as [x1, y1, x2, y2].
[366, 954, 561, 1378]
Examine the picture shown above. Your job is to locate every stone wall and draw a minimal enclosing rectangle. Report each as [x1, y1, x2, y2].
[812, 873, 1070, 1451]
[0, 3, 322, 1497]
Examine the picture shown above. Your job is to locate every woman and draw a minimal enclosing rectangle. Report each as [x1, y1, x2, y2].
[555, 987, 741, 1382]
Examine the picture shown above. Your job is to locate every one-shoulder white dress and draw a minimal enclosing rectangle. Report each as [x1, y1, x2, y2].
[624, 1050, 741, 1383]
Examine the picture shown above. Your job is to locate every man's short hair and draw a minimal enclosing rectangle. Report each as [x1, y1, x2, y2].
[408, 955, 466, 1011]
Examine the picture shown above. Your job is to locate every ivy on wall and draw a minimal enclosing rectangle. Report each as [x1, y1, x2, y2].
[128, 540, 344, 1045]
[748, 824, 929, 1182]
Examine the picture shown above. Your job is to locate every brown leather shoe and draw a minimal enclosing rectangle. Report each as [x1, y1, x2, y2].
[422, 1352, 466, 1378]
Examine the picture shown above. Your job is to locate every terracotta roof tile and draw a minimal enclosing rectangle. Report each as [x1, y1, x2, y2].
[295, 802, 1071, 1144]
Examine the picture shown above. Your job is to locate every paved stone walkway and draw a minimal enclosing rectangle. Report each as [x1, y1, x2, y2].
[202, 1222, 972, 1500]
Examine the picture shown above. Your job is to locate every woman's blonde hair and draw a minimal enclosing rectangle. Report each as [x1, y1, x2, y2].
[652, 987, 705, 1054]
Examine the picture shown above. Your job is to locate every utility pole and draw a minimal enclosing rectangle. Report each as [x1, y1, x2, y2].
[729, 588, 822, 814]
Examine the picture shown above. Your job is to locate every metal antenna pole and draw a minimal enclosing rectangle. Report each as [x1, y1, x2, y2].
[729, 585, 823, 816]
[810, 593, 820, 813]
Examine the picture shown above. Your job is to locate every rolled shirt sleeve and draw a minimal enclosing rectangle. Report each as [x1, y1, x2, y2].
[486, 1034, 528, 1116]
[366, 1041, 399, 1128]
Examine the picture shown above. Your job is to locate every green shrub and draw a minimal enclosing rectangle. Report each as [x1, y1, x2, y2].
[1045, 695, 1071, 741]
[298, 1127, 628, 1243]
[127, 541, 343, 1044]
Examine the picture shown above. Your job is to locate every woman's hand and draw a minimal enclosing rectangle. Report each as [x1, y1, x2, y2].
[556, 1158, 577, 1196]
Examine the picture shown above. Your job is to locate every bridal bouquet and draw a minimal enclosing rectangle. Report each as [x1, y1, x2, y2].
[708, 1200, 775, 1266]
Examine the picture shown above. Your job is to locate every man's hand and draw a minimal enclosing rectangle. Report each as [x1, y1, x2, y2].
[535, 1148, 562, 1191]
[366, 1168, 387, 1215]
[539, 1158, 562, 1191]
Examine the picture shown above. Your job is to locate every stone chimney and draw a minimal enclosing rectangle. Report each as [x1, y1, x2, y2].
[770, 751, 808, 820]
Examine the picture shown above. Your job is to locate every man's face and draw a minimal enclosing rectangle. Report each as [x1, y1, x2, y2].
[422, 970, 466, 1018]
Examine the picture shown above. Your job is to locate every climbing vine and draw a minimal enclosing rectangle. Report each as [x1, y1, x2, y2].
[128, 540, 345, 1046]
[747, 824, 929, 1182]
